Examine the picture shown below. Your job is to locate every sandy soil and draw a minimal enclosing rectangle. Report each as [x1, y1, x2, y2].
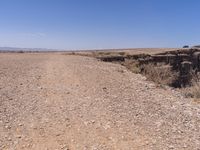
[0, 53, 199, 150]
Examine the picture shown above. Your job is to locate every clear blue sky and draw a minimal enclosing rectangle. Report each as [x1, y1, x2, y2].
[0, 0, 200, 50]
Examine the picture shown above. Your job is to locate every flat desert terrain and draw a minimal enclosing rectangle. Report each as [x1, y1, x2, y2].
[0, 53, 200, 150]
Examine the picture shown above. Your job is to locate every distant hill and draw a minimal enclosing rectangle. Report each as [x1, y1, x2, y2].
[192, 45, 200, 48]
[0, 47, 59, 52]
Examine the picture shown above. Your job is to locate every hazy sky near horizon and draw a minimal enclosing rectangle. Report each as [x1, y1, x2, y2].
[0, 0, 200, 49]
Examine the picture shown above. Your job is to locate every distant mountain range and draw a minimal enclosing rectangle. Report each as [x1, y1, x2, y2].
[0, 47, 60, 52]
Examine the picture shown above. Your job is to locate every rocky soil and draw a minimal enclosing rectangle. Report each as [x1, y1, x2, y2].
[0, 53, 199, 150]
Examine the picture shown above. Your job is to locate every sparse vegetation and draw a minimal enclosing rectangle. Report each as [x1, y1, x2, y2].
[18, 50, 24, 53]
[122, 60, 140, 74]
[118, 52, 126, 56]
[141, 63, 179, 86]
[97, 51, 112, 56]
[184, 72, 200, 101]
[190, 83, 200, 99]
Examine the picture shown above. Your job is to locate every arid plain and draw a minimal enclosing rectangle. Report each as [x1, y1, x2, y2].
[0, 52, 200, 150]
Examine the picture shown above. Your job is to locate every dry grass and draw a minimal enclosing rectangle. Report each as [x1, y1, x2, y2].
[184, 72, 200, 101]
[190, 83, 200, 98]
[122, 59, 140, 74]
[141, 63, 178, 86]
[66, 51, 129, 58]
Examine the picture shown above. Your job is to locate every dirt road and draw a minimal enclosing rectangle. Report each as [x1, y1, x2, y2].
[0, 53, 199, 150]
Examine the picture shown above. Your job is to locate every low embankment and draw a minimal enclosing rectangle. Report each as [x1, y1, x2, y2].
[90, 48, 200, 99]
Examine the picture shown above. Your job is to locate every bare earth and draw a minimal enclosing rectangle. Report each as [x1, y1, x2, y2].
[0, 53, 200, 150]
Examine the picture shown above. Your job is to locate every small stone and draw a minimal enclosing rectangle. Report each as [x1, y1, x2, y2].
[19, 123, 23, 126]
[84, 121, 88, 126]
[61, 145, 69, 150]
[168, 145, 174, 149]
[16, 135, 22, 138]
[5, 125, 11, 129]
[56, 133, 61, 136]
[145, 141, 149, 145]
[24, 138, 29, 142]
[108, 137, 113, 140]
[183, 144, 188, 148]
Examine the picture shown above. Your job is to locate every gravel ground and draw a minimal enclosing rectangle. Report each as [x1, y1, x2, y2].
[0, 53, 199, 150]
